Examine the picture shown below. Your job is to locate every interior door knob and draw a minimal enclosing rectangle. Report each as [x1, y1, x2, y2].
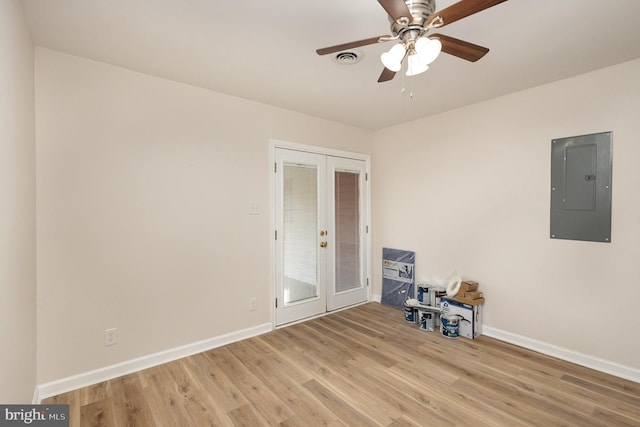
[320, 241, 327, 248]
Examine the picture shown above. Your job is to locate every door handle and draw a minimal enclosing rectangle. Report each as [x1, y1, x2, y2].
[320, 241, 327, 248]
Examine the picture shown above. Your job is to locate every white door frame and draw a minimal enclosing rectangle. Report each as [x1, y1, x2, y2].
[269, 139, 371, 327]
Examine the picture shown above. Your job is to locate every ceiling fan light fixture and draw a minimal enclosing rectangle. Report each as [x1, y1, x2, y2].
[380, 43, 406, 72]
[406, 53, 429, 76]
[316, 0, 510, 83]
[417, 37, 442, 65]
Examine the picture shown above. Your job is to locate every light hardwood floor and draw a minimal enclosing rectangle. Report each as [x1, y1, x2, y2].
[43, 302, 640, 426]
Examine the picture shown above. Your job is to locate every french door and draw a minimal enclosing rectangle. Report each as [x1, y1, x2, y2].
[274, 147, 368, 326]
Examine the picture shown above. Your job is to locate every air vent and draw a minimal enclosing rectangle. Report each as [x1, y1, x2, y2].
[332, 50, 363, 65]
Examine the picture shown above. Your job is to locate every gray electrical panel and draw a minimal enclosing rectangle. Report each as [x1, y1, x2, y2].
[550, 132, 612, 243]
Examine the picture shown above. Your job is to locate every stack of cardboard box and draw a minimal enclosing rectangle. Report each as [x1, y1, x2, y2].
[455, 280, 485, 306]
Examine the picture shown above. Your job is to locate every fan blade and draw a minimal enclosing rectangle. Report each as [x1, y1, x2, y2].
[432, 33, 489, 62]
[377, 0, 412, 23]
[316, 35, 387, 55]
[378, 67, 397, 83]
[427, 0, 508, 28]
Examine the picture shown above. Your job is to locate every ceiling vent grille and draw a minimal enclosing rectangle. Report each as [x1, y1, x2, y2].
[332, 50, 363, 65]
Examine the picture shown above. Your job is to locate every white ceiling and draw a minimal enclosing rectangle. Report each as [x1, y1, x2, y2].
[23, 0, 640, 130]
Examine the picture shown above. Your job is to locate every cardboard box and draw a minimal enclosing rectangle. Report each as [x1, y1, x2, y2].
[440, 297, 482, 339]
[460, 281, 479, 291]
[465, 291, 483, 300]
[455, 296, 485, 306]
[456, 281, 478, 298]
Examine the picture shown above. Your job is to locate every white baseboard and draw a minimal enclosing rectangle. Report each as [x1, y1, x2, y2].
[371, 293, 381, 303]
[36, 314, 638, 403]
[36, 322, 272, 402]
[483, 325, 640, 384]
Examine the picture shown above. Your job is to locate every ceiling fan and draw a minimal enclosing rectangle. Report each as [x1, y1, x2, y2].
[316, 0, 509, 82]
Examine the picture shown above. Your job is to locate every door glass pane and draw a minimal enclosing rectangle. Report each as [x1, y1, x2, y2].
[334, 171, 360, 292]
[283, 163, 318, 304]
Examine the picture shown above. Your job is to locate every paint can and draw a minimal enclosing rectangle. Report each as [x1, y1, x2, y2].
[419, 311, 435, 332]
[404, 302, 417, 323]
[440, 314, 460, 339]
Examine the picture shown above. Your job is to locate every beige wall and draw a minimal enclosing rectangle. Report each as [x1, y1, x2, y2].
[35, 48, 372, 384]
[0, 0, 37, 403]
[372, 58, 640, 370]
[29, 36, 640, 387]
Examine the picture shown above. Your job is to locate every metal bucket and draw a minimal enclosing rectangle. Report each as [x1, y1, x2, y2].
[440, 314, 460, 339]
[404, 302, 417, 323]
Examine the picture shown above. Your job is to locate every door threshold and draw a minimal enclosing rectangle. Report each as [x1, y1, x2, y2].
[275, 300, 369, 329]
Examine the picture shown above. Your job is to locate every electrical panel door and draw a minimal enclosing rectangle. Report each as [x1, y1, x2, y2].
[550, 132, 612, 243]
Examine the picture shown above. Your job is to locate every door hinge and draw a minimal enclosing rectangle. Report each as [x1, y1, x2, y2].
[275, 298, 278, 308]
[366, 225, 369, 234]
[365, 173, 368, 181]
[275, 230, 277, 240]
[367, 278, 369, 287]
[274, 162, 277, 173]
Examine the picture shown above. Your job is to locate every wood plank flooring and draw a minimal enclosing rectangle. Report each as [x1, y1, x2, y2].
[43, 302, 640, 426]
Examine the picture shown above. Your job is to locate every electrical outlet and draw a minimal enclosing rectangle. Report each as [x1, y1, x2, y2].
[249, 297, 257, 311]
[104, 328, 118, 346]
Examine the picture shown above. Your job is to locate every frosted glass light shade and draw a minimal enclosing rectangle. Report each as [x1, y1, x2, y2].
[405, 54, 428, 76]
[417, 37, 442, 65]
[415, 36, 429, 52]
[380, 43, 406, 72]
